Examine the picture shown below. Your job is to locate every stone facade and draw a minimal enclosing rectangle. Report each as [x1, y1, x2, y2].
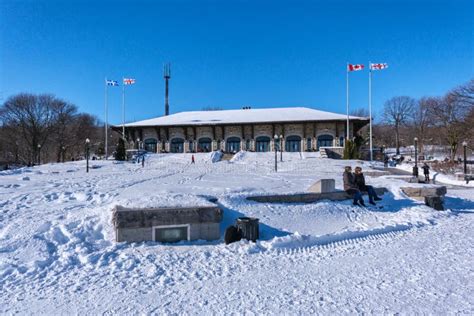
[125, 121, 357, 153]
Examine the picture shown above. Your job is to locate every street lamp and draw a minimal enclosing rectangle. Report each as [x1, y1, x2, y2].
[37, 144, 41, 165]
[413, 137, 418, 178]
[280, 134, 283, 162]
[274, 134, 278, 172]
[61, 146, 66, 163]
[463, 141, 468, 175]
[85, 138, 90, 173]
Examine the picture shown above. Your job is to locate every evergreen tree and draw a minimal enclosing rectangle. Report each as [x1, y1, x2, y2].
[343, 139, 359, 159]
[115, 138, 126, 161]
[96, 142, 105, 156]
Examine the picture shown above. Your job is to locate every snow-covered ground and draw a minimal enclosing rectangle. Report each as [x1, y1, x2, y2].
[1, 152, 473, 314]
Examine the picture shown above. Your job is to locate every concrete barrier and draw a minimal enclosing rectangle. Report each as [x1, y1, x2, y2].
[307, 179, 335, 193]
[112, 205, 223, 243]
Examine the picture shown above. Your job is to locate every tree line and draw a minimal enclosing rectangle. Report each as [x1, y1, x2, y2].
[0, 93, 118, 166]
[366, 79, 473, 160]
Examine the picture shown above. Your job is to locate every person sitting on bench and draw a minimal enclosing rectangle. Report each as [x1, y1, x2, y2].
[343, 166, 365, 207]
[354, 166, 382, 205]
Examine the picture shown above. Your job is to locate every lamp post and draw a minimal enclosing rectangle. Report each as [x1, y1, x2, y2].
[85, 138, 90, 173]
[413, 137, 418, 178]
[280, 134, 283, 162]
[274, 134, 278, 172]
[61, 146, 65, 163]
[37, 144, 41, 165]
[136, 138, 140, 150]
[463, 141, 468, 175]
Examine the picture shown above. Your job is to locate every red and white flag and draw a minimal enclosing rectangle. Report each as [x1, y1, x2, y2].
[123, 78, 136, 85]
[348, 64, 364, 72]
[370, 63, 388, 70]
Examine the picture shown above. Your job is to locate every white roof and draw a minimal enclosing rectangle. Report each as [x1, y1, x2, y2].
[123, 107, 367, 127]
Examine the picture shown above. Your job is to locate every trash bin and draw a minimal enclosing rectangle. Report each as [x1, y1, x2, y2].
[236, 217, 259, 242]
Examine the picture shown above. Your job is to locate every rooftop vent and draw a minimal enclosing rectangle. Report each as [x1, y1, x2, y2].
[242, 106, 252, 110]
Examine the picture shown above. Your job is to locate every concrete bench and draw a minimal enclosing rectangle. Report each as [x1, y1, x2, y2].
[400, 185, 447, 210]
[247, 187, 387, 204]
[112, 205, 223, 243]
[400, 186, 447, 201]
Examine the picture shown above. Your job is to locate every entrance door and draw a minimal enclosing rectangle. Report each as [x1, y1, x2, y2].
[198, 137, 212, 152]
[255, 136, 270, 152]
[285, 135, 301, 152]
[170, 138, 184, 153]
[144, 139, 157, 153]
[225, 137, 241, 153]
[317, 135, 334, 150]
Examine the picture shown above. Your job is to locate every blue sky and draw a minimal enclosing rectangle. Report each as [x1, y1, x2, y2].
[1, 0, 473, 124]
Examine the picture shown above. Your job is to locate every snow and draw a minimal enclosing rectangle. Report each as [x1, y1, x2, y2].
[123, 106, 366, 127]
[1, 152, 473, 314]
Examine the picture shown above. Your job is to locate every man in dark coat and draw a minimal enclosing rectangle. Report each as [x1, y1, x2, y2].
[343, 166, 365, 206]
[422, 163, 430, 183]
[354, 166, 382, 205]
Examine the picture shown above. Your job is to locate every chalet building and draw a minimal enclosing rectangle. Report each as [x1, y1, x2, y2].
[118, 107, 368, 153]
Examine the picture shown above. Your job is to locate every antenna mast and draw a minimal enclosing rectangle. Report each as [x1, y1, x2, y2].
[164, 63, 171, 116]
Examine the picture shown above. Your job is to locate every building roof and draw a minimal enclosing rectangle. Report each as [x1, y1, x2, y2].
[123, 107, 367, 127]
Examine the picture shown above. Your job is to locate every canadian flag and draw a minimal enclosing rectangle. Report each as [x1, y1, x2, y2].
[370, 63, 389, 70]
[348, 64, 364, 72]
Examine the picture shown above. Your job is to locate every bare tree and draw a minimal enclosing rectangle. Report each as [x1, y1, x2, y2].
[50, 99, 78, 162]
[452, 79, 474, 107]
[383, 96, 415, 154]
[0, 93, 103, 165]
[0, 94, 57, 164]
[412, 97, 436, 155]
[429, 91, 471, 160]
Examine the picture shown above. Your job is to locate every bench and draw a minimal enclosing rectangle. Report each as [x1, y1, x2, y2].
[400, 185, 447, 210]
[247, 179, 387, 204]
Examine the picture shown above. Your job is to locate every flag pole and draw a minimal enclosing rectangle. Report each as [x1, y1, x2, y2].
[346, 63, 350, 140]
[122, 78, 125, 139]
[104, 78, 108, 160]
[369, 62, 373, 161]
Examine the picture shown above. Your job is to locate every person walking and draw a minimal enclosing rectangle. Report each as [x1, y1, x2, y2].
[343, 166, 365, 207]
[191, 154, 195, 164]
[422, 163, 430, 183]
[384, 155, 389, 168]
[354, 166, 382, 205]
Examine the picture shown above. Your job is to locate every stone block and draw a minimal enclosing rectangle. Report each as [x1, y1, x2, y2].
[308, 179, 336, 193]
[112, 205, 223, 242]
[425, 196, 444, 211]
[401, 186, 447, 201]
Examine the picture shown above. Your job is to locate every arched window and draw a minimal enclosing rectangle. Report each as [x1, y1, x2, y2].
[285, 135, 301, 152]
[225, 137, 241, 153]
[255, 136, 271, 152]
[317, 135, 334, 150]
[198, 137, 212, 152]
[144, 138, 157, 153]
[170, 138, 184, 153]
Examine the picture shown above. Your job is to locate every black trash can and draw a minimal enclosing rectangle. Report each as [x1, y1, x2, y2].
[236, 217, 259, 242]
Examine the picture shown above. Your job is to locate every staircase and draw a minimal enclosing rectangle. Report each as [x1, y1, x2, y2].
[319, 148, 328, 158]
[221, 153, 235, 161]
